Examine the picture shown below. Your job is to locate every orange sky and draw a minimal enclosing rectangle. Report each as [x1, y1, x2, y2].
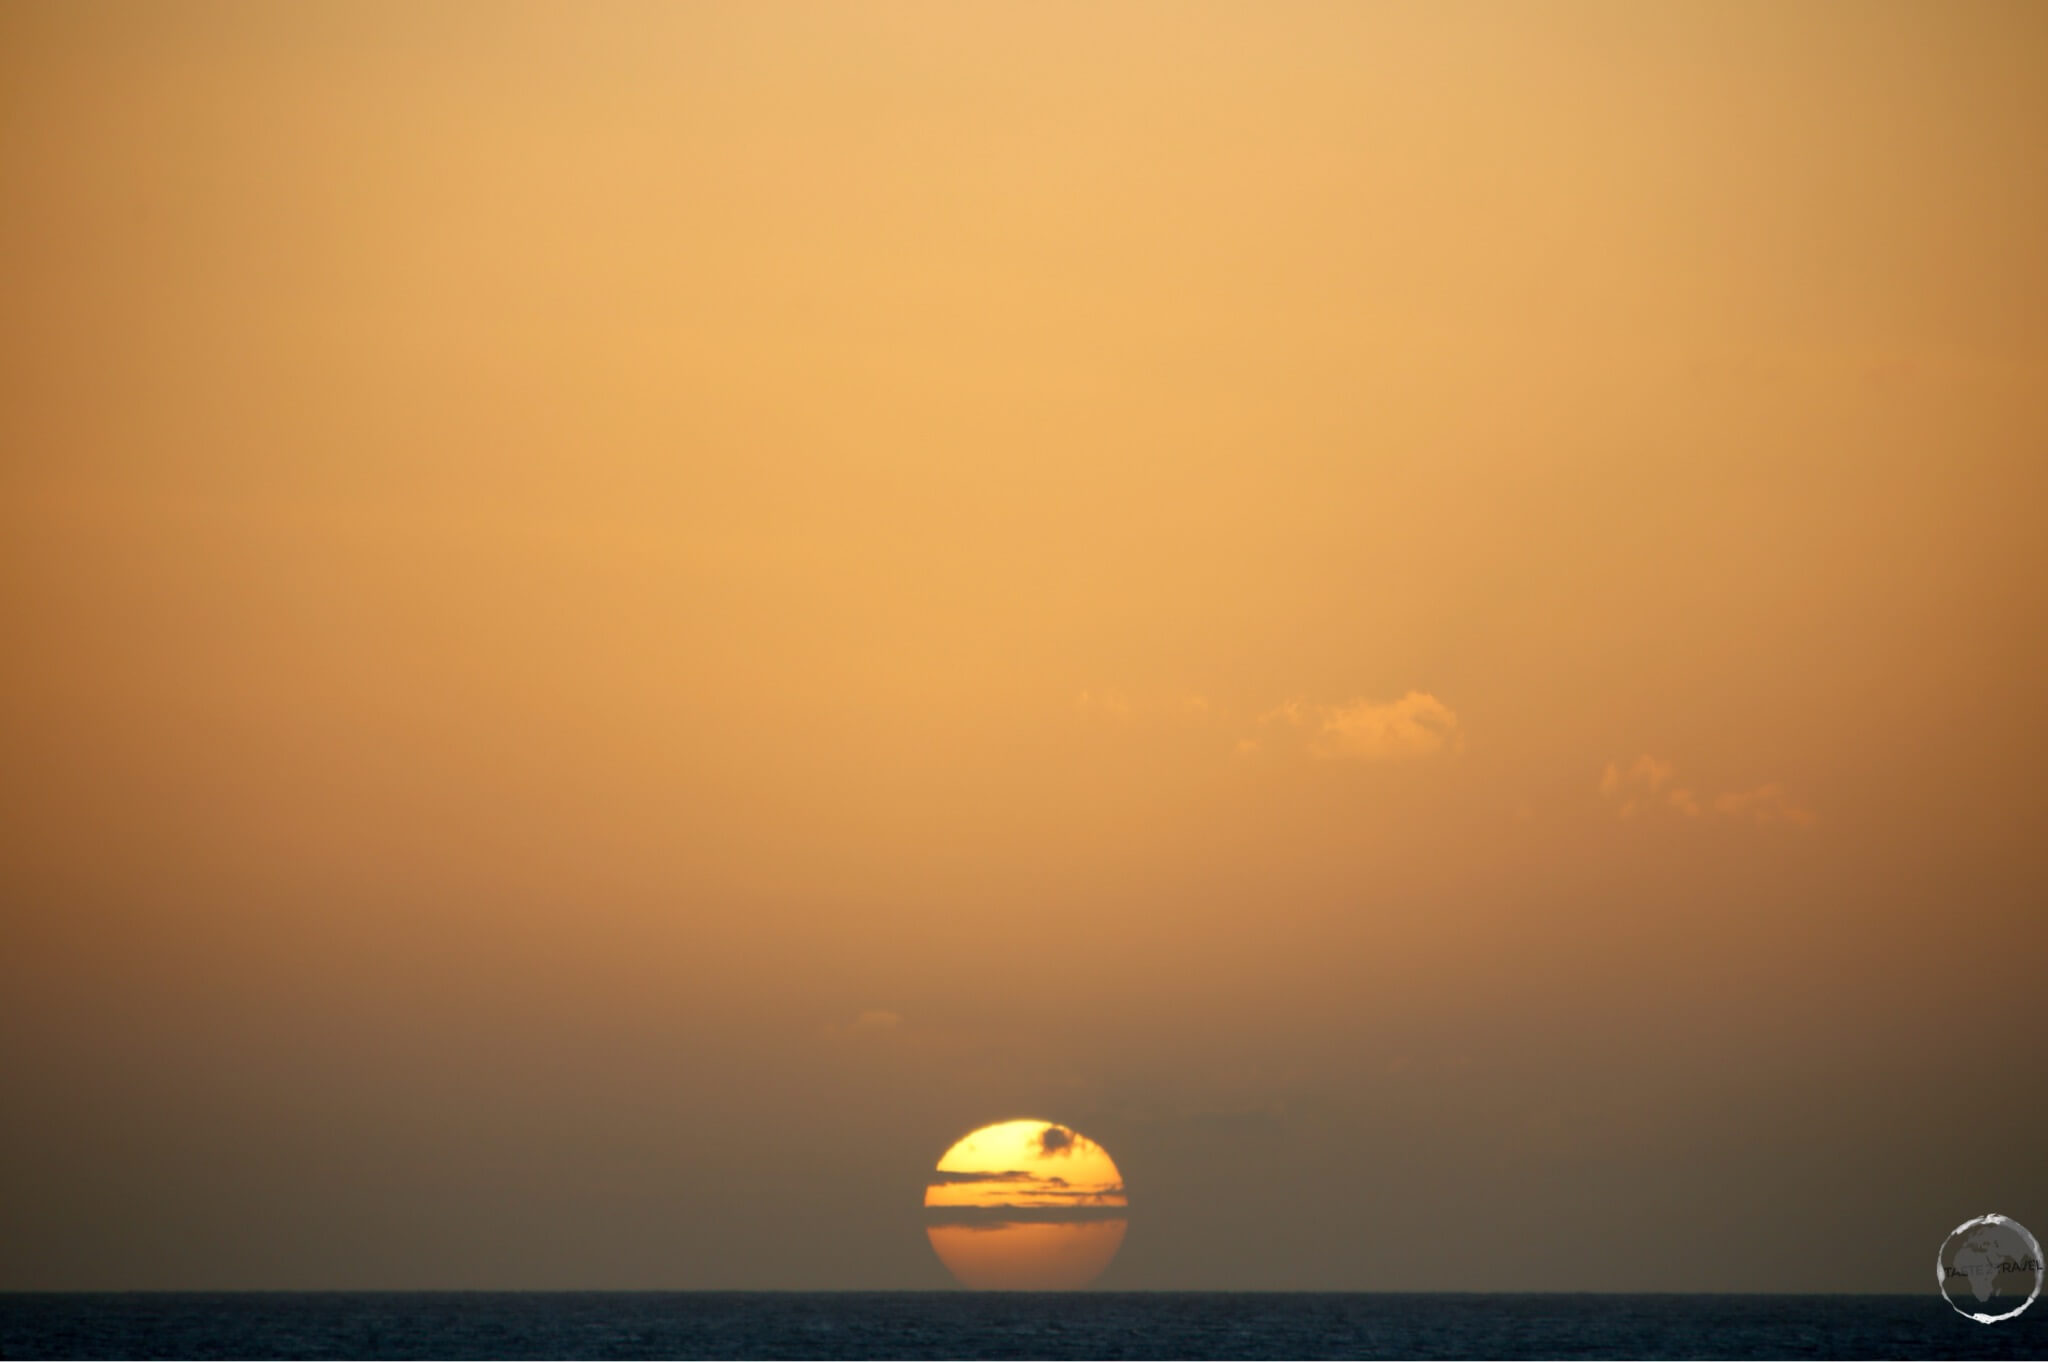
[2, 0, 2044, 1290]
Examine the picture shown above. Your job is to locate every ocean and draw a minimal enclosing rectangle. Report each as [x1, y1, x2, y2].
[2, 1292, 2040, 1359]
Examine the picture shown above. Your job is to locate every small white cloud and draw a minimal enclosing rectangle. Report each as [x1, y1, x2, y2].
[1603, 758, 1813, 827]
[1715, 783, 1816, 827]
[1252, 692, 1460, 761]
[1315, 692, 1461, 760]
[1602, 755, 1675, 800]
[1600, 755, 1682, 816]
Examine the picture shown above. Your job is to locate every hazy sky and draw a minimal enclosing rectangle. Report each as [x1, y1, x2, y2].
[3, 0, 2044, 1291]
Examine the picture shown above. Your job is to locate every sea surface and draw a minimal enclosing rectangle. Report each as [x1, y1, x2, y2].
[2, 1292, 2041, 1359]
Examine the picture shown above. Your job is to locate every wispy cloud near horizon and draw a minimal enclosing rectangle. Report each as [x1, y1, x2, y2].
[1602, 757, 1812, 827]
[1258, 692, 1462, 762]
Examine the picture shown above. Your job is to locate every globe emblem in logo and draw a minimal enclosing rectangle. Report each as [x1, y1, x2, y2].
[1936, 1214, 2043, 1323]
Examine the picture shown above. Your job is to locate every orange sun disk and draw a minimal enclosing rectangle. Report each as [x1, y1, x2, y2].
[923, 1119, 1128, 1290]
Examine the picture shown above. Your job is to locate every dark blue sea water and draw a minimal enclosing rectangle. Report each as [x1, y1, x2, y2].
[2, 1292, 2040, 1359]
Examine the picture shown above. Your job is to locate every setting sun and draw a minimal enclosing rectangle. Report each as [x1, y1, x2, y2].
[924, 1121, 1128, 1290]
